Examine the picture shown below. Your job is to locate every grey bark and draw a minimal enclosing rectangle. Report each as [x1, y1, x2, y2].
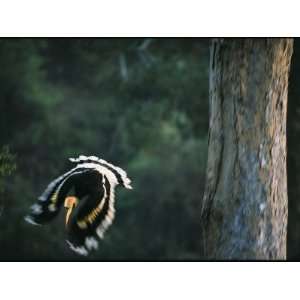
[201, 38, 293, 260]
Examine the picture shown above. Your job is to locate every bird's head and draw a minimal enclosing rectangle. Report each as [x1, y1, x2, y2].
[64, 196, 78, 226]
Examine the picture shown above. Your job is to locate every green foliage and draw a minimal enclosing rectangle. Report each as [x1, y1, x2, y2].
[0, 146, 16, 194]
[0, 146, 16, 176]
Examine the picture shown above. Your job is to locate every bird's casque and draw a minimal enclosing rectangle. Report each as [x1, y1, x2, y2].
[24, 155, 132, 256]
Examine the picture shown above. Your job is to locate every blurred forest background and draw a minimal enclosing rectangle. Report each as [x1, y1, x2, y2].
[0, 38, 300, 261]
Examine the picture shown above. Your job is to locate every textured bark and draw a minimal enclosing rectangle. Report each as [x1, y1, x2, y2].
[202, 38, 293, 260]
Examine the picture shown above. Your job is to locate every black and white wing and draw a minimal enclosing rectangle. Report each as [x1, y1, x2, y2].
[24, 167, 94, 225]
[69, 155, 132, 189]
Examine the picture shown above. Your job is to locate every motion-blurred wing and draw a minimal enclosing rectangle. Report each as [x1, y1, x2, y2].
[69, 155, 132, 189]
[24, 167, 92, 225]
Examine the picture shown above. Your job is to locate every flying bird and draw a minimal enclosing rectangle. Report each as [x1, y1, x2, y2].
[24, 155, 132, 256]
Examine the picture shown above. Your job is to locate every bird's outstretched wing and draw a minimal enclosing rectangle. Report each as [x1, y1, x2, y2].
[69, 155, 132, 189]
[24, 167, 93, 225]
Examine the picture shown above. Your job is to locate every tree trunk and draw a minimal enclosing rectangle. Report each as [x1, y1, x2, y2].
[201, 38, 293, 260]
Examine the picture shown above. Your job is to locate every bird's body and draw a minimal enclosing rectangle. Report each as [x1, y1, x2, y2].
[25, 155, 132, 256]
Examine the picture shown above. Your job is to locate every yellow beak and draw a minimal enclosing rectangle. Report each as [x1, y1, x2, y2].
[64, 196, 78, 226]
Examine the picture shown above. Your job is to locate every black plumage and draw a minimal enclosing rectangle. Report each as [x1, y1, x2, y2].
[25, 155, 132, 256]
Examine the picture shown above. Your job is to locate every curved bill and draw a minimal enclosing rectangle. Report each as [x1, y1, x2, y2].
[64, 196, 78, 226]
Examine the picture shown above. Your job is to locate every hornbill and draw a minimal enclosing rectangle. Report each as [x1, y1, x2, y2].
[24, 155, 132, 256]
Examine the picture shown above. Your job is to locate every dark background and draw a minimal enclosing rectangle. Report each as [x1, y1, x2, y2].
[0, 38, 299, 261]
